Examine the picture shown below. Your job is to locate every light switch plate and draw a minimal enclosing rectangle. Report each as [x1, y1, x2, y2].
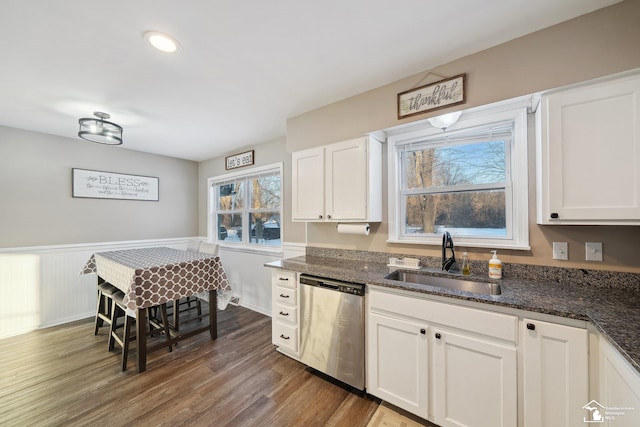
[552, 242, 568, 260]
[586, 242, 603, 261]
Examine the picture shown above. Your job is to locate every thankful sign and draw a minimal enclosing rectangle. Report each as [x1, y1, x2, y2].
[397, 74, 466, 119]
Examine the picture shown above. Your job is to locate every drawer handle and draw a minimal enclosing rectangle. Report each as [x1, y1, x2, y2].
[435, 333, 441, 339]
[278, 277, 289, 281]
[527, 323, 536, 331]
[279, 311, 289, 316]
[318, 214, 323, 219]
[280, 334, 290, 340]
[420, 328, 426, 335]
[279, 294, 289, 298]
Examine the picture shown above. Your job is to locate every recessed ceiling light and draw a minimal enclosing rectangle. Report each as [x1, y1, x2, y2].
[144, 31, 181, 53]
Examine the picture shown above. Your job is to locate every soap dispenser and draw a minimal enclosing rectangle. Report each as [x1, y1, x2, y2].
[488, 250, 502, 279]
[461, 252, 471, 276]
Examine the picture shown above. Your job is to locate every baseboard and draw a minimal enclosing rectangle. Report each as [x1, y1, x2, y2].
[238, 301, 271, 317]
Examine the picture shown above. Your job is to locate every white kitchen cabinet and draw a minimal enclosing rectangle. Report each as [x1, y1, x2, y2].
[291, 135, 382, 222]
[367, 311, 429, 418]
[367, 287, 517, 425]
[291, 147, 324, 221]
[536, 71, 640, 224]
[598, 337, 640, 426]
[271, 269, 299, 358]
[521, 318, 589, 427]
[431, 329, 517, 427]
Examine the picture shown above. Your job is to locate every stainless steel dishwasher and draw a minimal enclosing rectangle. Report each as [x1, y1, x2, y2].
[299, 274, 365, 390]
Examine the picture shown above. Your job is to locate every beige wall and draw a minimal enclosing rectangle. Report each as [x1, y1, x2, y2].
[285, 0, 640, 273]
[0, 125, 199, 248]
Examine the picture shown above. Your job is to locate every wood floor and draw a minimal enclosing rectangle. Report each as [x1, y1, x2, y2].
[0, 305, 383, 427]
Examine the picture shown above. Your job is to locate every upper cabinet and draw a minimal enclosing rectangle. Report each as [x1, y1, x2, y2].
[536, 71, 640, 224]
[291, 135, 382, 222]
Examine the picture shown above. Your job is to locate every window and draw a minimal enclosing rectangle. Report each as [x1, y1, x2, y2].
[387, 99, 530, 249]
[209, 163, 282, 250]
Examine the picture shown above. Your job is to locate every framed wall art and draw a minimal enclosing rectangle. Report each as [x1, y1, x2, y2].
[398, 73, 466, 119]
[72, 168, 159, 201]
[225, 150, 254, 170]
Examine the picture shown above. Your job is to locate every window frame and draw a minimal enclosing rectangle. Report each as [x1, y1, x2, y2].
[387, 97, 531, 250]
[207, 162, 283, 254]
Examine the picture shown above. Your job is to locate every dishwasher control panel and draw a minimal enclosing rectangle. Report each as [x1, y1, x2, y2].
[299, 275, 364, 296]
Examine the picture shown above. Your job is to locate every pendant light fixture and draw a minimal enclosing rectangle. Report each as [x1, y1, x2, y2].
[78, 112, 123, 145]
[427, 111, 462, 131]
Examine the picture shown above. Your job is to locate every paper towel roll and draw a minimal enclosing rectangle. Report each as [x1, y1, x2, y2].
[336, 223, 370, 235]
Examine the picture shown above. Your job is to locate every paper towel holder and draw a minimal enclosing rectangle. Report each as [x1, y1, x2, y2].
[336, 222, 371, 235]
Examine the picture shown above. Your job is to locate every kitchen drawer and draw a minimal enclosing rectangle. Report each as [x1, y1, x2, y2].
[275, 286, 297, 305]
[369, 289, 517, 343]
[275, 303, 298, 324]
[272, 270, 296, 289]
[272, 322, 298, 353]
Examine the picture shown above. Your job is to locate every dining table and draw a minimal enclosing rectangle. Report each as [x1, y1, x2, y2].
[81, 246, 231, 372]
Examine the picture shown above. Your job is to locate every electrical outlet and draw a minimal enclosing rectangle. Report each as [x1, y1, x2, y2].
[552, 242, 568, 260]
[585, 242, 603, 262]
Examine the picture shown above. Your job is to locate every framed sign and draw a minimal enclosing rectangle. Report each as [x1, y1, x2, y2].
[398, 73, 466, 119]
[72, 168, 159, 201]
[225, 150, 254, 170]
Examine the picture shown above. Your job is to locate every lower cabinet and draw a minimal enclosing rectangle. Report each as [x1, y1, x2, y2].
[367, 287, 518, 426]
[432, 330, 517, 427]
[367, 311, 429, 418]
[522, 318, 588, 427]
[367, 286, 592, 427]
[598, 337, 640, 426]
[271, 269, 299, 358]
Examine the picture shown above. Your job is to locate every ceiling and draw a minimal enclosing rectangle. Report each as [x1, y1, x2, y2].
[0, 0, 621, 161]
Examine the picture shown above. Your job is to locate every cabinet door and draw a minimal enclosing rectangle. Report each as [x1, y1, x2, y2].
[367, 312, 429, 418]
[522, 319, 588, 427]
[432, 329, 517, 427]
[538, 73, 640, 223]
[292, 147, 325, 221]
[599, 337, 640, 427]
[325, 138, 368, 220]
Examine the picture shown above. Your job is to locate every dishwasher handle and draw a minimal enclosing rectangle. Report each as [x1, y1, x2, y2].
[317, 282, 339, 290]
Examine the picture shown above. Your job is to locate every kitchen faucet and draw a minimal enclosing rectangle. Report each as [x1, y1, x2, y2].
[442, 231, 458, 272]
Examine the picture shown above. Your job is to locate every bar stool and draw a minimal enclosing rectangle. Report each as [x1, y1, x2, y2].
[169, 239, 203, 329]
[94, 280, 119, 335]
[108, 292, 173, 371]
[171, 243, 220, 329]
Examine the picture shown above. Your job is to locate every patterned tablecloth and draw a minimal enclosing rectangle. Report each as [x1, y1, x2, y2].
[81, 247, 231, 311]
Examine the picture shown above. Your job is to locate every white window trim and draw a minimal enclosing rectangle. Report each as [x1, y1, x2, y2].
[207, 162, 283, 255]
[387, 96, 531, 250]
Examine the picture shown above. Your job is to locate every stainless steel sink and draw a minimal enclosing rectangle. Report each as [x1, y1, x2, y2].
[385, 270, 502, 296]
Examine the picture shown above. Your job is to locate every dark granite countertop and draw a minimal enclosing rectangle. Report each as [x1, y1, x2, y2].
[265, 255, 640, 374]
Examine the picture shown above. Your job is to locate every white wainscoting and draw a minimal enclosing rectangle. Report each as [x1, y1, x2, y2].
[0, 238, 192, 339]
[217, 241, 306, 316]
[0, 239, 306, 339]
